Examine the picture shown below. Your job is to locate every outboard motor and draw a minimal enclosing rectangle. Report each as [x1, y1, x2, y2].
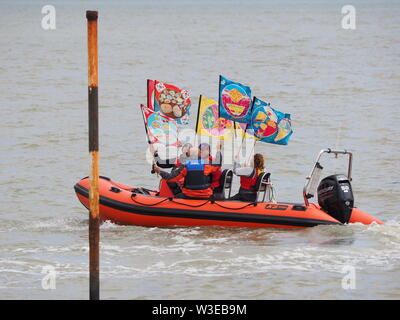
[317, 174, 354, 224]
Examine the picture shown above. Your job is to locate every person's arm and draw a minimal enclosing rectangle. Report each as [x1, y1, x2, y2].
[211, 141, 223, 167]
[205, 165, 224, 175]
[153, 151, 177, 168]
[154, 164, 185, 182]
[212, 151, 222, 167]
[164, 167, 186, 183]
[233, 160, 254, 177]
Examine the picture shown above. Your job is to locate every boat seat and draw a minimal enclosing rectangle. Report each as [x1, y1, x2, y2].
[216, 169, 233, 200]
[254, 172, 272, 202]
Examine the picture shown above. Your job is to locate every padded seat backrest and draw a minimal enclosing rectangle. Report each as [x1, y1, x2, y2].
[254, 172, 271, 191]
[254, 172, 271, 202]
[218, 169, 233, 199]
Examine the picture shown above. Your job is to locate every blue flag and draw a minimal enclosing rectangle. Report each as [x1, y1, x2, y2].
[218, 75, 252, 123]
[249, 97, 293, 145]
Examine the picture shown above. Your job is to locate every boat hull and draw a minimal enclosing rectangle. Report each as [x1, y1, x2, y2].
[74, 177, 382, 228]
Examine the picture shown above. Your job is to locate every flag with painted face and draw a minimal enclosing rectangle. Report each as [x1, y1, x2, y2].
[249, 97, 293, 145]
[141, 105, 180, 147]
[218, 75, 253, 124]
[196, 95, 234, 140]
[147, 80, 191, 125]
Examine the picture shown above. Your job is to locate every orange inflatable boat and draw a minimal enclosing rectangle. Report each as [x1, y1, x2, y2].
[73, 148, 382, 229]
[73, 177, 379, 229]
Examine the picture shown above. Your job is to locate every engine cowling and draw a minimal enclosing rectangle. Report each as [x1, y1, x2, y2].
[317, 174, 354, 224]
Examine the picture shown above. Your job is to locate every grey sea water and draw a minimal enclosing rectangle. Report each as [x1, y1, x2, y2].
[0, 0, 399, 299]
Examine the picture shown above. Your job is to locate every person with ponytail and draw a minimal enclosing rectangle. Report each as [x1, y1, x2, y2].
[229, 153, 265, 202]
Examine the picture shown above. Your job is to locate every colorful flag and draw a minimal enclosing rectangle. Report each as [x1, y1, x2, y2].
[147, 79, 155, 110]
[218, 75, 252, 123]
[234, 122, 258, 140]
[141, 105, 179, 147]
[249, 97, 293, 145]
[148, 80, 191, 125]
[195, 95, 234, 140]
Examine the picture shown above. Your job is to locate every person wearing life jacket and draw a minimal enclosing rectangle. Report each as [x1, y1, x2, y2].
[154, 147, 220, 199]
[198, 142, 223, 195]
[150, 143, 192, 195]
[229, 153, 265, 202]
[150, 142, 192, 170]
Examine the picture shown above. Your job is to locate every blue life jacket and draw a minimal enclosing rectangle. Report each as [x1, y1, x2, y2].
[184, 159, 211, 190]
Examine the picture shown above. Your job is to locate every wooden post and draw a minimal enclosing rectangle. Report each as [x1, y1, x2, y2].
[86, 10, 100, 301]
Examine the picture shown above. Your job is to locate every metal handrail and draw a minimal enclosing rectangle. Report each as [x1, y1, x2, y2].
[303, 148, 353, 206]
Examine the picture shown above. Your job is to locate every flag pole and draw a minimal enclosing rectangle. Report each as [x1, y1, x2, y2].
[234, 96, 256, 162]
[217, 76, 224, 153]
[140, 105, 152, 144]
[246, 139, 257, 165]
[194, 95, 203, 150]
[140, 105, 158, 174]
[86, 10, 100, 301]
[234, 122, 246, 159]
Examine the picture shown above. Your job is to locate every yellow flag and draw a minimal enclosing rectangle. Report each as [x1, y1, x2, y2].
[196, 95, 234, 140]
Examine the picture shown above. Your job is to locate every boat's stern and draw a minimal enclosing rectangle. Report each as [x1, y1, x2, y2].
[303, 148, 383, 225]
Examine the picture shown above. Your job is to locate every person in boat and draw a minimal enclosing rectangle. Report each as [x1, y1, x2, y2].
[153, 147, 220, 199]
[177, 142, 193, 166]
[198, 142, 223, 198]
[150, 142, 192, 170]
[150, 142, 192, 195]
[229, 153, 265, 202]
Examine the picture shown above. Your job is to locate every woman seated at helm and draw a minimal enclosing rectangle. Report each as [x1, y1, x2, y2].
[229, 153, 266, 202]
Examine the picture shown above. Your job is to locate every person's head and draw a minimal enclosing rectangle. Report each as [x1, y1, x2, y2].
[187, 147, 199, 160]
[181, 143, 192, 156]
[253, 153, 265, 170]
[198, 143, 211, 159]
